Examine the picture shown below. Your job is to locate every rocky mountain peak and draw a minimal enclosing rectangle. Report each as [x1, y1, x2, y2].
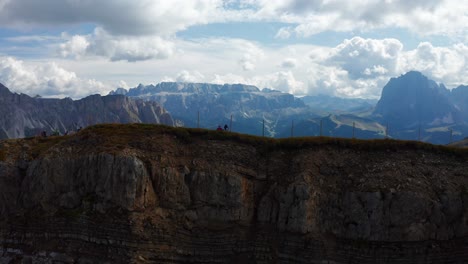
[373, 71, 459, 127]
[0, 84, 174, 139]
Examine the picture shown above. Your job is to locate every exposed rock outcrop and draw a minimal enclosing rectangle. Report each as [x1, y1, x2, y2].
[374, 71, 460, 127]
[110, 82, 309, 137]
[0, 124, 467, 263]
[0, 83, 174, 139]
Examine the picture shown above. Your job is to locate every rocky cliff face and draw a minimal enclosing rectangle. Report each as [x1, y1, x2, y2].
[0, 83, 174, 139]
[374, 71, 460, 127]
[110, 82, 309, 136]
[452, 85, 468, 120]
[1, 124, 467, 263]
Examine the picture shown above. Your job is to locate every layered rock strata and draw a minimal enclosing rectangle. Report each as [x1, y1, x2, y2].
[0, 125, 467, 263]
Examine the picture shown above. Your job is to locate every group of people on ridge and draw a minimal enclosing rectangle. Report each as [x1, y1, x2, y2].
[217, 124, 229, 131]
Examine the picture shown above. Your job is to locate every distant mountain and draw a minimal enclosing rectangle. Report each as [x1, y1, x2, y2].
[4, 70, 466, 144]
[371, 71, 468, 144]
[374, 71, 461, 127]
[301, 94, 377, 113]
[110, 82, 311, 137]
[449, 137, 468, 148]
[109, 75, 467, 144]
[276, 114, 385, 139]
[451, 85, 468, 120]
[0, 83, 174, 139]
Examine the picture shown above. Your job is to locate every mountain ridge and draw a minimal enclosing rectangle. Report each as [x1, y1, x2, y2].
[0, 83, 174, 139]
[373, 71, 463, 127]
[2, 70, 468, 143]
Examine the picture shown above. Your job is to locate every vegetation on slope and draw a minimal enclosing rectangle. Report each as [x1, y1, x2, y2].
[77, 124, 468, 156]
[1, 123, 466, 160]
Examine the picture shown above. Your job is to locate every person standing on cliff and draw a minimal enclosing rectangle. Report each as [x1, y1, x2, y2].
[224, 124, 229, 131]
[216, 125, 223, 131]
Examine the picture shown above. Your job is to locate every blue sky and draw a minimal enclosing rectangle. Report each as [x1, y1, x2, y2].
[0, 0, 467, 99]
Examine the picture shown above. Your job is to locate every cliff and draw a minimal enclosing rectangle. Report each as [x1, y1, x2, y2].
[110, 82, 309, 137]
[1, 124, 467, 263]
[0, 83, 174, 139]
[373, 71, 461, 127]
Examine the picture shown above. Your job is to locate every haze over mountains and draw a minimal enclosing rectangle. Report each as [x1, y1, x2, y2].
[110, 71, 468, 144]
[1, 71, 467, 144]
[110, 82, 309, 137]
[0, 83, 173, 139]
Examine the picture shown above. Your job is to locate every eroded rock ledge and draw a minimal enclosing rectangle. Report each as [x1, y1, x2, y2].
[1, 124, 467, 263]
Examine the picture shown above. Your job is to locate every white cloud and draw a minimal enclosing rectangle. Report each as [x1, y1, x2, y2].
[248, 0, 468, 38]
[0, 56, 110, 98]
[327, 37, 403, 79]
[253, 71, 306, 95]
[59, 35, 89, 59]
[281, 58, 297, 68]
[302, 37, 468, 98]
[0, 0, 467, 41]
[59, 28, 174, 62]
[211, 73, 248, 85]
[0, 0, 226, 36]
[4, 33, 468, 101]
[275, 27, 292, 39]
[5, 35, 60, 43]
[240, 60, 255, 71]
[401, 42, 468, 87]
[176, 70, 205, 83]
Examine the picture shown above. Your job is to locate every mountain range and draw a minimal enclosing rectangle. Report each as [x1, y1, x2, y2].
[0, 83, 173, 139]
[110, 82, 310, 137]
[1, 71, 467, 144]
[109, 72, 467, 144]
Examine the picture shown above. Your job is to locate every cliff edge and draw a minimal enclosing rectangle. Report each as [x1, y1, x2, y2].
[1, 124, 467, 263]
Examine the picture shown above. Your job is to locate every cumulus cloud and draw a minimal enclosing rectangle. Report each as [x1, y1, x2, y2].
[240, 60, 255, 71]
[250, 0, 467, 38]
[59, 28, 174, 62]
[327, 37, 403, 79]
[211, 73, 248, 85]
[253, 71, 306, 95]
[401, 42, 468, 87]
[281, 58, 297, 68]
[176, 70, 205, 83]
[304, 64, 389, 98]
[1, 0, 466, 40]
[303, 37, 468, 98]
[0, 56, 110, 98]
[238, 41, 264, 71]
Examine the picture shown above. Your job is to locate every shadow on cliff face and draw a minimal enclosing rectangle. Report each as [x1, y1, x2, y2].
[0, 123, 467, 263]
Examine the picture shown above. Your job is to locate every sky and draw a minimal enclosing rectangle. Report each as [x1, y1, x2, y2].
[0, 0, 467, 99]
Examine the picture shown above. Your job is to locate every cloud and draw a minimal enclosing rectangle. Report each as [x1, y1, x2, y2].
[401, 42, 468, 87]
[59, 35, 89, 59]
[275, 27, 292, 39]
[253, 71, 306, 95]
[1, 0, 466, 41]
[176, 70, 205, 83]
[304, 65, 389, 98]
[238, 41, 264, 71]
[281, 58, 297, 68]
[327, 37, 403, 79]
[0, 56, 110, 98]
[59, 28, 174, 62]
[303, 37, 468, 98]
[5, 35, 61, 43]
[0, 0, 226, 36]
[250, 0, 467, 38]
[211, 73, 248, 85]
[240, 60, 255, 71]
